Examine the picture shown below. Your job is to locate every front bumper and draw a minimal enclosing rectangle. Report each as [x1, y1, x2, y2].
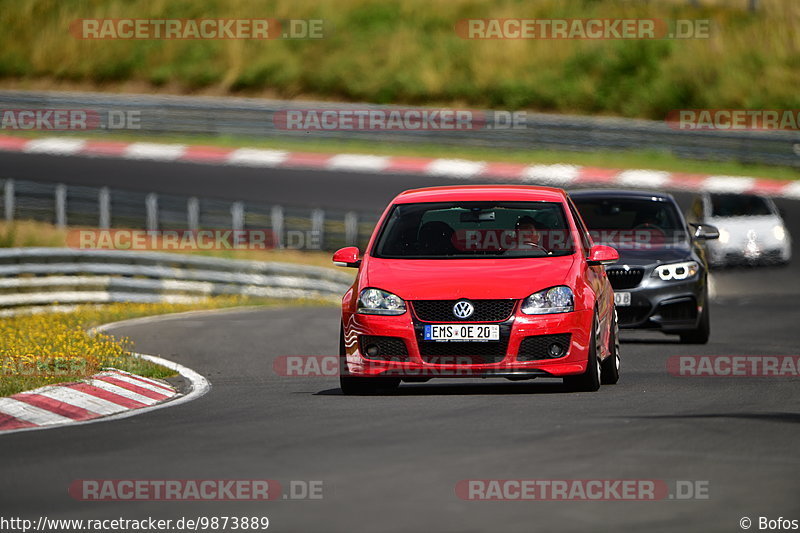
[706, 240, 791, 267]
[342, 308, 594, 379]
[614, 277, 705, 331]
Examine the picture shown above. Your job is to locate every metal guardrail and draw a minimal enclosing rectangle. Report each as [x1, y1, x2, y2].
[0, 90, 797, 168]
[1, 177, 380, 252]
[0, 248, 353, 311]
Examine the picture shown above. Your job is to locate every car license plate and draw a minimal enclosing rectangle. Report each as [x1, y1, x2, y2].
[614, 292, 631, 307]
[424, 324, 500, 341]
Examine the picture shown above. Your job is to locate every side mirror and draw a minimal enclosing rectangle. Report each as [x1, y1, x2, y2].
[690, 223, 720, 240]
[333, 246, 361, 268]
[587, 244, 619, 266]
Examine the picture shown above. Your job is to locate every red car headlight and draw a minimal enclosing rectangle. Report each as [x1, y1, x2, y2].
[521, 286, 574, 315]
[358, 288, 407, 316]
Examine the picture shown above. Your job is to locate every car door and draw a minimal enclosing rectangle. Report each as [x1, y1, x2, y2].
[567, 198, 612, 343]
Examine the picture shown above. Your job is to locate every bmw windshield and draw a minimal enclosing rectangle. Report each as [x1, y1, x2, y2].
[372, 201, 575, 259]
[572, 197, 688, 250]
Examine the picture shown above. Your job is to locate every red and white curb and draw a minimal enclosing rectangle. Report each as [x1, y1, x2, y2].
[0, 353, 210, 435]
[1, 135, 798, 199]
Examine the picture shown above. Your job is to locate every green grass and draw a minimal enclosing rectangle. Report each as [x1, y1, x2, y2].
[0, 0, 798, 121]
[4, 129, 798, 180]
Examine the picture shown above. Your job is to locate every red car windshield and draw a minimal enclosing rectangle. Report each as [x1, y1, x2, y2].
[372, 201, 575, 259]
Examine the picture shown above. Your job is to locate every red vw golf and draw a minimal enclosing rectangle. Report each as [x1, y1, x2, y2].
[333, 185, 620, 394]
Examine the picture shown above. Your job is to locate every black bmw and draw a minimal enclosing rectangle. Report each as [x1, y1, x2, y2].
[570, 190, 719, 344]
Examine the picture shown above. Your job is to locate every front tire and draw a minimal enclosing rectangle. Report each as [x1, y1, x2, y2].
[564, 313, 601, 392]
[600, 310, 620, 385]
[679, 302, 710, 344]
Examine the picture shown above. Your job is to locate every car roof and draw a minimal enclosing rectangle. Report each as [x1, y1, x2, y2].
[392, 185, 567, 204]
[568, 189, 677, 202]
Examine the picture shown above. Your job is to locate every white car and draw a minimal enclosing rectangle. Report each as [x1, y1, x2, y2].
[689, 193, 791, 267]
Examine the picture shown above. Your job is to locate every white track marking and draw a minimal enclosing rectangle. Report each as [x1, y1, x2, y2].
[522, 164, 580, 185]
[102, 371, 176, 394]
[227, 148, 288, 167]
[124, 143, 186, 161]
[616, 169, 672, 188]
[24, 138, 87, 155]
[84, 379, 161, 405]
[327, 154, 389, 172]
[425, 159, 486, 178]
[0, 398, 74, 425]
[34, 387, 127, 416]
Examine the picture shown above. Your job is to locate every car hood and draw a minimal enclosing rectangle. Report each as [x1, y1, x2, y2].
[609, 241, 694, 267]
[708, 215, 782, 237]
[363, 255, 577, 300]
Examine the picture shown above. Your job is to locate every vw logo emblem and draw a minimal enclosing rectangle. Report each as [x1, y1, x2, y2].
[453, 300, 474, 319]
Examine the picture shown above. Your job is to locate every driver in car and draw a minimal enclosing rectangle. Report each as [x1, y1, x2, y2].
[514, 216, 545, 252]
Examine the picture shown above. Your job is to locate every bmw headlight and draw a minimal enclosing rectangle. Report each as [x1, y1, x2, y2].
[521, 286, 574, 315]
[773, 225, 786, 241]
[653, 261, 699, 281]
[358, 288, 406, 315]
[718, 228, 730, 244]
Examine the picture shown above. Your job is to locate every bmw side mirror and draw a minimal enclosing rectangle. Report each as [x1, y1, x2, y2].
[691, 223, 719, 240]
[333, 246, 361, 267]
[587, 244, 619, 266]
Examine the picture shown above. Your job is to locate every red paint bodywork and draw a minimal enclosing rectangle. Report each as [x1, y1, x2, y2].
[337, 185, 617, 379]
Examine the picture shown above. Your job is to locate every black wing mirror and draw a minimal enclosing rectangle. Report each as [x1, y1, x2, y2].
[690, 223, 719, 240]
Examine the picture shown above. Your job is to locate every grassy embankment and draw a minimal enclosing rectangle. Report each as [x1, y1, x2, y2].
[1, 0, 798, 178]
[1, 0, 798, 120]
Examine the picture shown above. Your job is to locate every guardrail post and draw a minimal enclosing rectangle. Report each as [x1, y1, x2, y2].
[55, 184, 67, 228]
[187, 197, 199, 231]
[98, 187, 111, 229]
[311, 209, 325, 250]
[231, 202, 245, 233]
[344, 211, 359, 246]
[146, 193, 158, 231]
[3, 179, 14, 222]
[271, 206, 284, 249]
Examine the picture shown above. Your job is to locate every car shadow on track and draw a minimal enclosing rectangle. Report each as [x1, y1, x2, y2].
[316, 381, 597, 396]
[619, 335, 682, 345]
[624, 412, 800, 425]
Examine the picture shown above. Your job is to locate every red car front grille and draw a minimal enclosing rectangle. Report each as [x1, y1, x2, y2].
[411, 299, 516, 322]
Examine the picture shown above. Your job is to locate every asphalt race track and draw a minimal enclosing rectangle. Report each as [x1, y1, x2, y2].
[1, 152, 799, 532]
